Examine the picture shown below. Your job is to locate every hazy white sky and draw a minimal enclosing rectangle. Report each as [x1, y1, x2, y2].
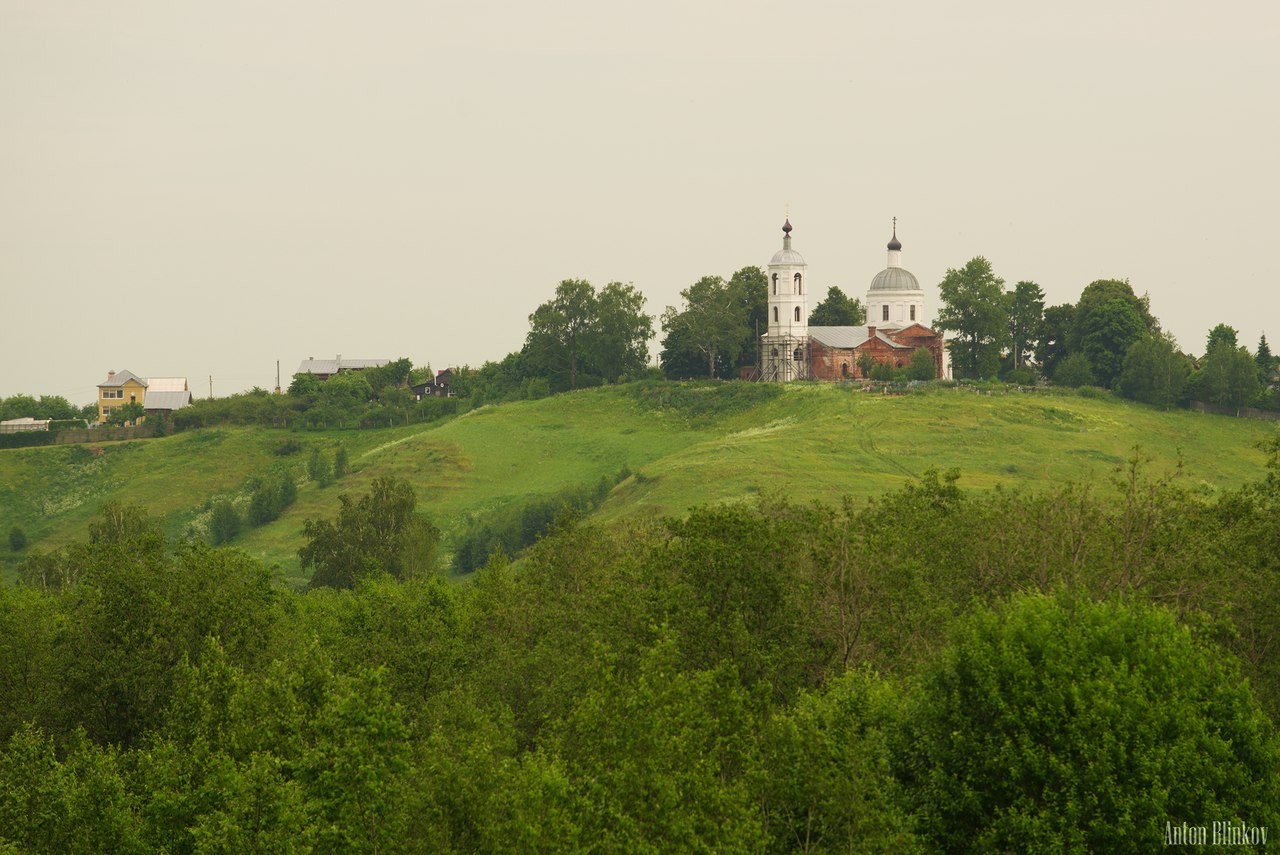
[2, 1, 1277, 402]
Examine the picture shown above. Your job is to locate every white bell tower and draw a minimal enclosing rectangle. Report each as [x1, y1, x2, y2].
[761, 218, 810, 381]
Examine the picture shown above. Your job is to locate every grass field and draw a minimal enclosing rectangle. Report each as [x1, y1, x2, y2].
[2, 382, 1275, 586]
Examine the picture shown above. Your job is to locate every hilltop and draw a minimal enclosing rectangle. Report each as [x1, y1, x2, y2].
[1, 381, 1273, 585]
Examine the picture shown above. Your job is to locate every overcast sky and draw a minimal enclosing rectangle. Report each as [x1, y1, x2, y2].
[3, 1, 1277, 403]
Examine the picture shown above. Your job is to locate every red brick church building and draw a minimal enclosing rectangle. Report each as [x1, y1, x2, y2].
[759, 219, 948, 382]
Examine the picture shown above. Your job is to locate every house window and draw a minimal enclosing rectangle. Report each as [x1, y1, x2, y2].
[102, 389, 122, 399]
[794, 306, 801, 322]
[773, 306, 779, 322]
[910, 305, 916, 321]
[794, 273, 802, 294]
[882, 305, 889, 322]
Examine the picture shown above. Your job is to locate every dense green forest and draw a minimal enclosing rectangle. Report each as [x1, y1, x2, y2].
[2, 433, 1278, 851]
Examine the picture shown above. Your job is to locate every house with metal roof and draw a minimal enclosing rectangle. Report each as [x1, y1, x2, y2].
[97, 370, 148, 424]
[295, 356, 391, 381]
[96, 371, 193, 424]
[147, 377, 189, 393]
[142, 377, 193, 417]
[144, 390, 193, 416]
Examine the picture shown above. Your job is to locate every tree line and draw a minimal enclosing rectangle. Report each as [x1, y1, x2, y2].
[2, 438, 1279, 850]
[934, 258, 1278, 411]
[6, 254, 1276, 428]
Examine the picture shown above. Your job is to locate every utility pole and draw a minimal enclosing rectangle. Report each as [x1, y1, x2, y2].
[208, 375, 213, 399]
[275, 360, 281, 395]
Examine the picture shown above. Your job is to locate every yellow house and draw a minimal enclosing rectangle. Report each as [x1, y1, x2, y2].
[98, 370, 148, 424]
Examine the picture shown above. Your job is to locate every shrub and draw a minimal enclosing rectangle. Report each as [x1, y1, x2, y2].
[453, 472, 626, 573]
[870, 361, 896, 382]
[273, 438, 302, 456]
[898, 594, 1280, 852]
[307, 447, 332, 487]
[209, 500, 241, 545]
[906, 348, 936, 382]
[0, 432, 56, 450]
[1053, 352, 1096, 388]
[1003, 366, 1036, 386]
[524, 377, 551, 400]
[247, 472, 298, 527]
[8, 527, 27, 552]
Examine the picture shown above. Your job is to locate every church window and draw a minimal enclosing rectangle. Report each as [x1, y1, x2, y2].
[771, 347, 779, 357]
[771, 273, 777, 295]
[794, 347, 804, 362]
[773, 307, 779, 322]
[794, 306, 801, 322]
[910, 305, 916, 321]
[794, 272, 802, 294]
[882, 305, 889, 322]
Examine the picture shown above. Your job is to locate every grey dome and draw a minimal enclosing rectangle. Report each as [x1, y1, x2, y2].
[869, 267, 920, 292]
[770, 247, 806, 266]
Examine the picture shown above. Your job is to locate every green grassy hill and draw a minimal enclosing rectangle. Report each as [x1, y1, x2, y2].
[2, 382, 1274, 585]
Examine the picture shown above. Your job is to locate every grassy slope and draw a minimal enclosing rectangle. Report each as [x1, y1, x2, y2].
[1, 383, 1274, 586]
[599, 384, 1273, 519]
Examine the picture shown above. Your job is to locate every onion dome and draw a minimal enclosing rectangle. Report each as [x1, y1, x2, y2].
[770, 218, 806, 266]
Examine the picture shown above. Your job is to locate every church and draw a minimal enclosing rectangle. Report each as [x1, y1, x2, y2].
[758, 219, 948, 382]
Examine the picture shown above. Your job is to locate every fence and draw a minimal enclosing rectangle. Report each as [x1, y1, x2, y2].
[55, 424, 155, 444]
[1189, 401, 1280, 421]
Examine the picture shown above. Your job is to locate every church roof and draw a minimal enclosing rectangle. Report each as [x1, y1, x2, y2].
[770, 247, 806, 265]
[808, 326, 912, 349]
[869, 267, 921, 293]
[808, 327, 869, 348]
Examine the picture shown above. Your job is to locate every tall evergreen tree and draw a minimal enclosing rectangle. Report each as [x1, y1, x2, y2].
[1256, 333, 1274, 383]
